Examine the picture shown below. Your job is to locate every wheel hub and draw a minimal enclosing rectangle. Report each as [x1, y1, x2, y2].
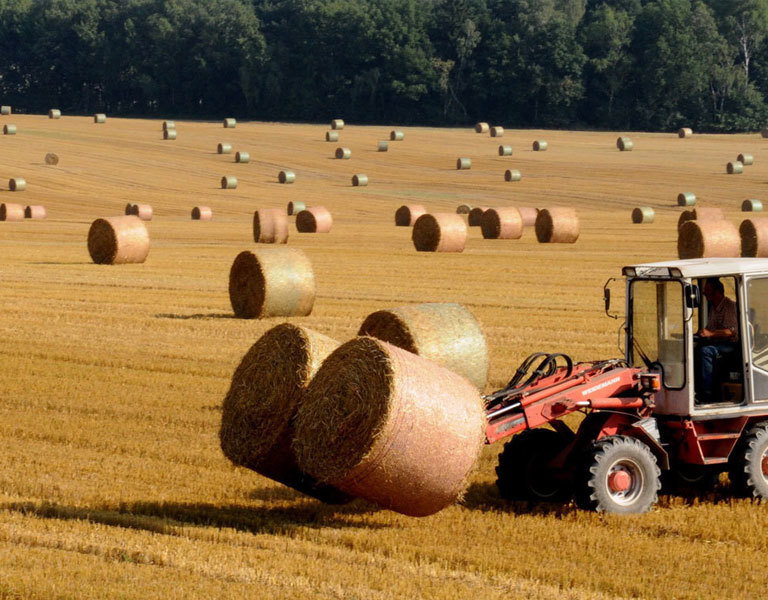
[605, 459, 644, 505]
[608, 470, 632, 493]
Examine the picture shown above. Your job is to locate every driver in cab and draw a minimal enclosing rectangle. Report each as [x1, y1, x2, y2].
[697, 277, 738, 402]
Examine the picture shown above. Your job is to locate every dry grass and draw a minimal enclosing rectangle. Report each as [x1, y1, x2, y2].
[1, 115, 767, 598]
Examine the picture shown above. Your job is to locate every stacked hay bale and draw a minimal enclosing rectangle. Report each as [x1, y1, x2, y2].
[677, 192, 696, 207]
[228, 247, 315, 318]
[191, 206, 213, 221]
[535, 208, 579, 243]
[221, 176, 237, 189]
[0, 203, 24, 221]
[3, 124, 15, 135]
[8, 178, 26, 191]
[223, 118, 236, 128]
[253, 208, 289, 243]
[351, 174, 368, 186]
[24, 205, 46, 219]
[532, 140, 547, 151]
[677, 207, 724, 230]
[87, 215, 150, 264]
[279, 170, 295, 184]
[395, 204, 426, 226]
[468, 207, 488, 226]
[296, 207, 333, 233]
[456, 158, 471, 170]
[390, 130, 404, 141]
[287, 201, 306, 216]
[617, 136, 633, 151]
[94, 113, 106, 123]
[740, 218, 768, 257]
[412, 214, 467, 252]
[678, 128, 693, 138]
[325, 131, 339, 142]
[742, 199, 763, 212]
[481, 207, 523, 240]
[632, 207, 655, 224]
[475, 122, 489, 133]
[217, 143, 232, 154]
[678, 220, 740, 258]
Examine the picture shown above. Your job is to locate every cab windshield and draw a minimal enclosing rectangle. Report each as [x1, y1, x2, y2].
[630, 279, 685, 388]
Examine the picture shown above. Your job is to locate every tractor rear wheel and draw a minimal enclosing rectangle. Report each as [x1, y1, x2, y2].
[495, 428, 572, 502]
[728, 421, 768, 498]
[575, 435, 661, 514]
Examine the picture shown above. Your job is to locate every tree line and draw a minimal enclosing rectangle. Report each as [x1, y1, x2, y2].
[1, 0, 768, 132]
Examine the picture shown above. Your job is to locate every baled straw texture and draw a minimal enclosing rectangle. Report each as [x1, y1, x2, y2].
[217, 143, 232, 154]
[481, 207, 523, 240]
[352, 174, 368, 186]
[468, 206, 489, 226]
[219, 323, 347, 503]
[740, 218, 768, 257]
[293, 337, 486, 517]
[87, 215, 150, 265]
[0, 203, 24, 222]
[162, 121, 175, 131]
[533, 140, 548, 151]
[490, 126, 504, 137]
[518, 207, 539, 227]
[235, 151, 250, 163]
[498, 145, 513, 156]
[221, 175, 237, 189]
[357, 302, 489, 389]
[331, 119, 344, 130]
[631, 207, 655, 224]
[728, 161, 743, 174]
[0, 106, 10, 115]
[94, 113, 106, 123]
[678, 220, 740, 259]
[223, 118, 236, 128]
[24, 205, 46, 220]
[287, 201, 306, 216]
[44, 153, 59, 165]
[253, 208, 289, 244]
[678, 128, 693, 138]
[377, 141, 388, 152]
[395, 204, 426, 227]
[3, 124, 16, 135]
[335, 147, 351, 159]
[504, 169, 521, 182]
[456, 204, 472, 214]
[390, 130, 404, 141]
[677, 192, 696, 206]
[325, 131, 339, 142]
[456, 157, 471, 170]
[164, 129, 177, 140]
[296, 207, 333, 233]
[412, 213, 467, 252]
[742, 199, 763, 212]
[191, 206, 212, 221]
[535, 208, 580, 243]
[677, 207, 724, 230]
[278, 170, 295, 184]
[129, 204, 153, 221]
[8, 178, 26, 191]
[228, 247, 315, 318]
[475, 122, 489, 133]
[48, 109, 61, 119]
[617, 136, 633, 151]
[738, 153, 754, 166]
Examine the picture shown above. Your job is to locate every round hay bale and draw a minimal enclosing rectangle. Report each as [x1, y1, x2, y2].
[8, 178, 26, 192]
[678, 127, 693, 138]
[377, 140, 388, 152]
[129, 204, 153, 221]
[352, 174, 368, 186]
[0, 106, 10, 115]
[296, 207, 332, 233]
[498, 145, 513, 156]
[532, 140, 548, 151]
[0, 203, 24, 222]
[738, 153, 754, 166]
[677, 192, 696, 206]
[617, 136, 633, 151]
[676, 207, 724, 230]
[358, 302, 489, 389]
[490, 126, 504, 138]
[335, 147, 351, 159]
[727, 161, 743, 174]
[24, 205, 46, 220]
[191, 206, 212, 221]
[475, 122, 489, 133]
[331, 119, 344, 130]
[87, 215, 150, 265]
[292, 336, 486, 517]
[48, 109, 61, 119]
[3, 124, 16, 135]
[678, 220, 740, 259]
[395, 204, 426, 226]
[456, 204, 472, 215]
[740, 218, 768, 257]
[44, 153, 59, 166]
[223, 118, 236, 128]
[228, 247, 315, 318]
[279, 170, 295, 184]
[742, 199, 763, 212]
[219, 323, 347, 503]
[235, 151, 250, 163]
[504, 169, 522, 182]
[535, 208, 579, 243]
[163, 129, 177, 140]
[253, 208, 289, 244]
[456, 157, 471, 170]
[217, 143, 232, 154]
[481, 207, 523, 240]
[518, 207, 539, 227]
[390, 130, 404, 141]
[287, 201, 306, 216]
[162, 120, 175, 131]
[468, 207, 489, 226]
[632, 207, 655, 224]
[325, 130, 339, 142]
[412, 213, 467, 252]
[221, 175, 237, 189]
[94, 113, 106, 124]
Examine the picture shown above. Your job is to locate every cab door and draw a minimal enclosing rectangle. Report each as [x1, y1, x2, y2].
[744, 277, 768, 402]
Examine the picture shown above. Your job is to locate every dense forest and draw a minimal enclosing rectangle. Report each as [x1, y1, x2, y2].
[1, 0, 768, 131]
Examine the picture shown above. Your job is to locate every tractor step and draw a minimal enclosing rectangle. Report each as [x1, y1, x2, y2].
[697, 433, 741, 441]
[702, 457, 728, 465]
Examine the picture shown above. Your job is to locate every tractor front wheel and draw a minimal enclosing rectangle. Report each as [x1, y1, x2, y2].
[575, 435, 661, 514]
[728, 421, 768, 498]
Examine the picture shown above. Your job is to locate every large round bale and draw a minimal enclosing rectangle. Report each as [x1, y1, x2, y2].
[677, 207, 724, 230]
[390, 130, 404, 141]
[738, 153, 754, 166]
[742, 199, 763, 212]
[228, 247, 315, 318]
[357, 303, 489, 389]
[325, 131, 339, 142]
[3, 124, 16, 135]
[94, 113, 106, 124]
[740, 218, 768, 257]
[163, 129, 177, 140]
[0, 106, 10, 115]
[678, 220, 740, 259]
[377, 140, 388, 152]
[87, 215, 150, 265]
[412, 213, 467, 252]
[456, 204, 472, 215]
[8, 178, 26, 192]
[217, 143, 232, 154]
[235, 151, 250, 163]
[481, 207, 523, 240]
[727, 161, 744, 174]
[191, 206, 212, 221]
[335, 147, 351, 159]
[504, 169, 522, 182]
[535, 208, 580, 243]
[331, 119, 344, 130]
[468, 206, 489, 226]
[518, 207, 539, 227]
[498, 145, 513, 156]
[287, 201, 306, 216]
[296, 207, 333, 233]
[293, 337, 486, 517]
[44, 153, 59, 165]
[221, 175, 237, 189]
[533, 140, 548, 151]
[162, 120, 175, 131]
[219, 323, 347, 503]
[253, 208, 289, 244]
[395, 204, 426, 227]
[0, 203, 24, 221]
[475, 122, 489, 133]
[456, 157, 471, 170]
[24, 205, 46, 220]
[223, 118, 236, 128]
[678, 127, 693, 138]
[632, 207, 655, 224]
[617, 136, 633, 151]
[48, 109, 61, 119]
[490, 126, 504, 138]
[278, 170, 295, 184]
[352, 174, 368, 187]
[677, 192, 696, 206]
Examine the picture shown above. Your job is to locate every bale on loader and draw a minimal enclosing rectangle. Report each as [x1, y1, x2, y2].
[253, 208, 289, 244]
[677, 207, 724, 230]
[468, 207, 489, 226]
[87, 215, 150, 265]
[740, 218, 768, 257]
[0, 203, 24, 222]
[535, 208, 580, 243]
[191, 206, 212, 220]
[481, 207, 523, 240]
[395, 204, 426, 227]
[412, 213, 467, 252]
[632, 207, 655, 224]
[296, 207, 332, 233]
[678, 220, 740, 259]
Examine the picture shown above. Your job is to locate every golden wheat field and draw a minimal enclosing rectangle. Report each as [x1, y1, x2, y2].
[2, 114, 768, 599]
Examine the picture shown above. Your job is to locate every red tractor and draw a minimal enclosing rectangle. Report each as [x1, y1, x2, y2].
[487, 258, 768, 513]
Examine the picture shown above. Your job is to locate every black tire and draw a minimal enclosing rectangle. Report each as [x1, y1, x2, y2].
[728, 421, 768, 498]
[575, 435, 661, 514]
[495, 428, 572, 502]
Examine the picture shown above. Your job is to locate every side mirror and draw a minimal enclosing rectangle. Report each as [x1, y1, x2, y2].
[685, 284, 700, 309]
[604, 288, 611, 313]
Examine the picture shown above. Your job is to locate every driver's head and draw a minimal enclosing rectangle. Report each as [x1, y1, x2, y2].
[703, 277, 725, 303]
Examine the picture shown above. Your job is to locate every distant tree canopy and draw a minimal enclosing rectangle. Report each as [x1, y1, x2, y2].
[1, 0, 768, 131]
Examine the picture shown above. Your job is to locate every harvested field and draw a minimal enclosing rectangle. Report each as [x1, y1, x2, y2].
[1, 115, 767, 599]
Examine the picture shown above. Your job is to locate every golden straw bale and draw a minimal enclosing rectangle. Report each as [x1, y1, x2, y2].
[191, 206, 212, 221]
[296, 207, 333, 233]
[395, 204, 427, 226]
[217, 143, 232, 154]
[331, 119, 344, 130]
[517, 207, 539, 227]
[742, 199, 763, 212]
[129, 204, 153, 221]
[677, 192, 696, 206]
[0, 203, 24, 222]
[456, 157, 471, 170]
[727, 161, 743, 174]
[228, 247, 315, 318]
[738, 153, 754, 166]
[490, 126, 504, 137]
[279, 170, 295, 184]
[253, 208, 289, 244]
[390, 130, 404, 141]
[94, 113, 106, 123]
[475, 122, 489, 133]
[164, 129, 177, 140]
[535, 208, 580, 243]
[87, 215, 150, 265]
[677, 207, 724, 230]
[740, 218, 768, 257]
[48, 109, 61, 119]
[631, 207, 655, 224]
[481, 207, 523, 240]
[223, 118, 236, 128]
[287, 201, 306, 216]
[468, 206, 489, 226]
[8, 178, 26, 191]
[678, 220, 740, 259]
[412, 213, 467, 252]
[678, 127, 693, 138]
[456, 204, 472, 214]
[219, 323, 348, 503]
[3, 124, 16, 135]
[221, 175, 237, 189]
[293, 337, 486, 517]
[44, 153, 59, 165]
[325, 131, 339, 142]
[24, 205, 46, 220]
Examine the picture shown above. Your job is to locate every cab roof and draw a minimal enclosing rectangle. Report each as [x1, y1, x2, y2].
[624, 258, 768, 279]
